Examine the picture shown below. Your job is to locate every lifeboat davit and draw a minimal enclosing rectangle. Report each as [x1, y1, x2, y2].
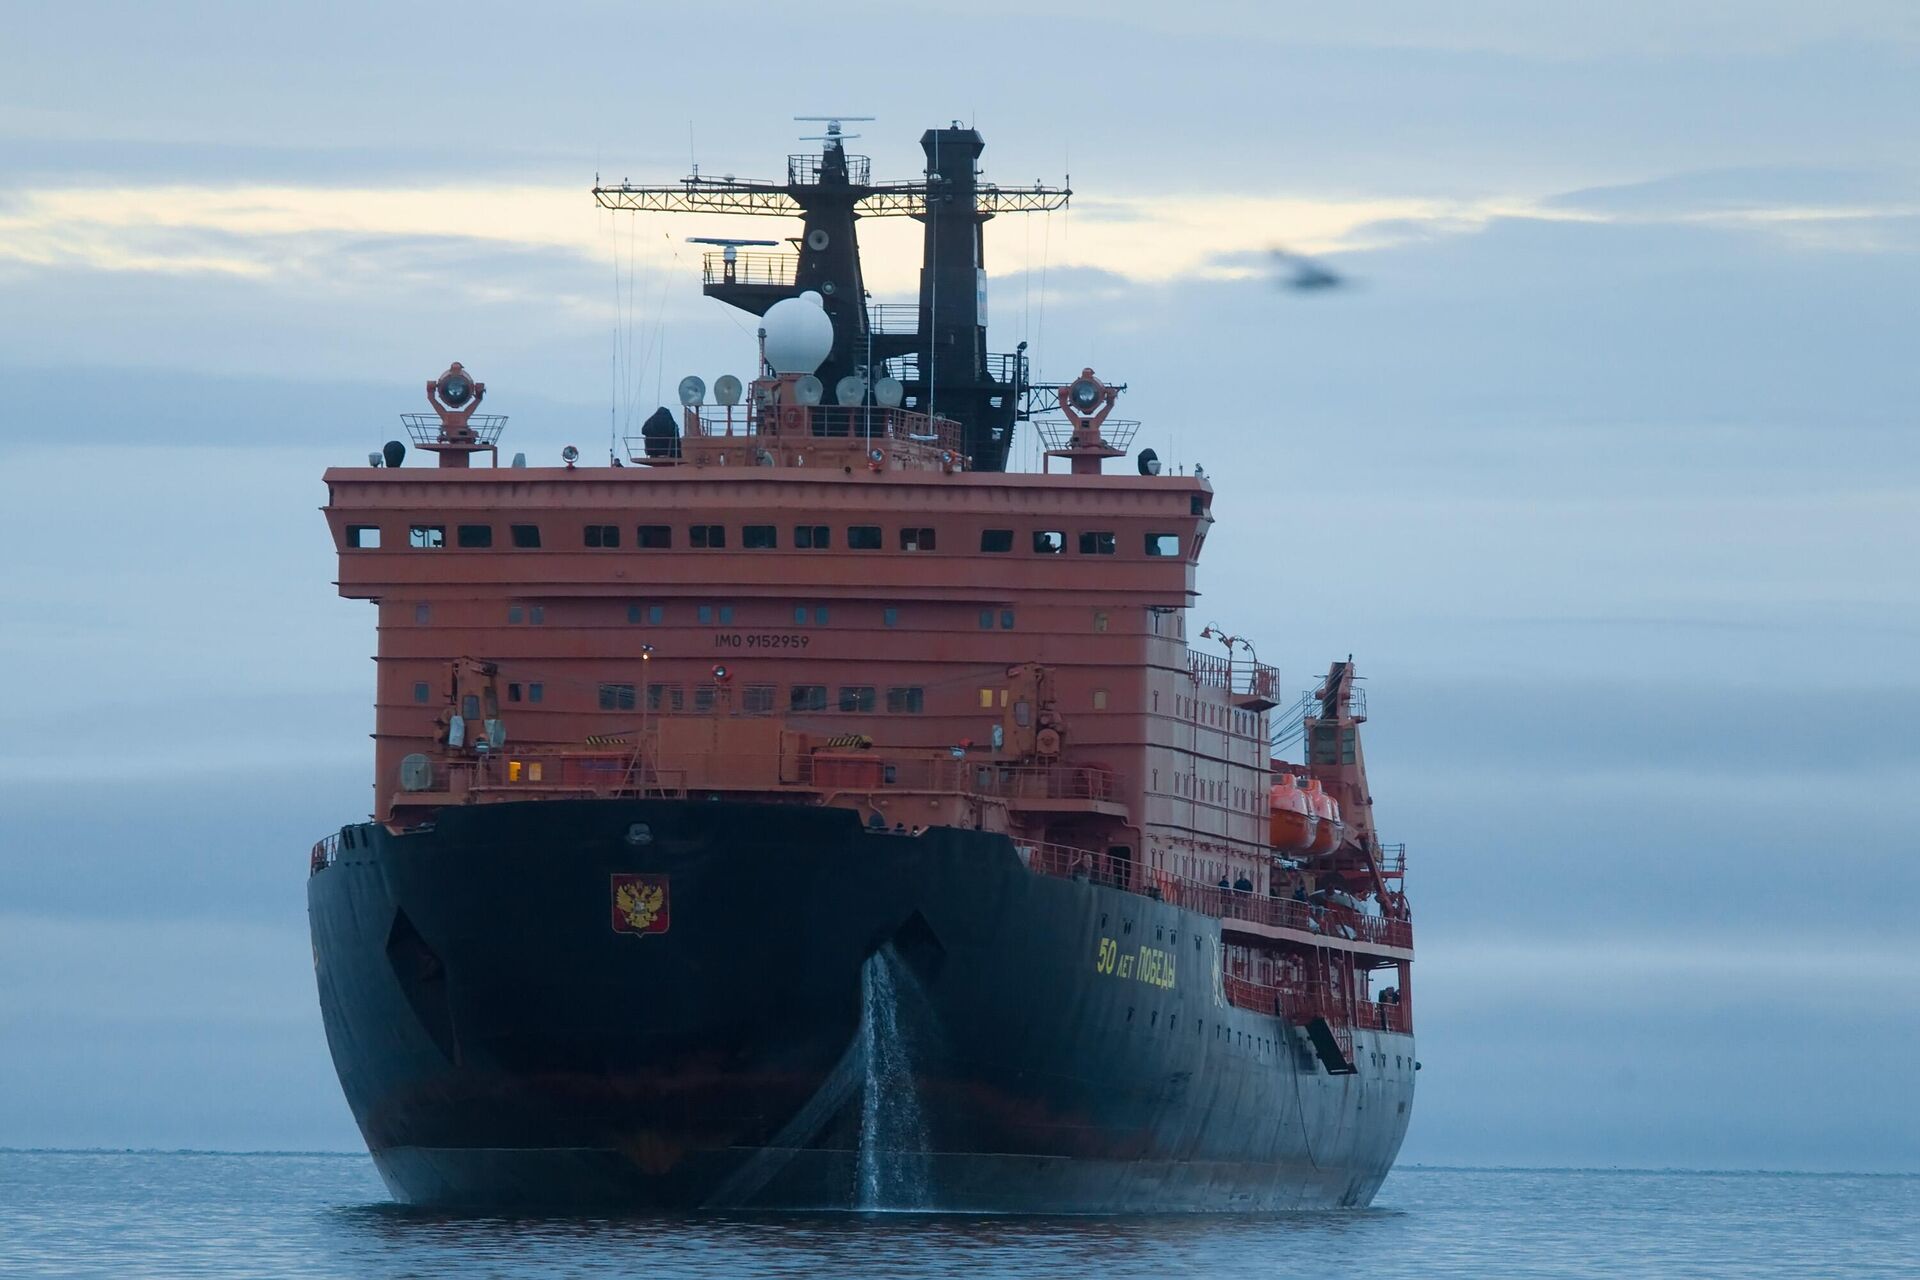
[1302, 778, 1344, 855]
[1268, 774, 1319, 852]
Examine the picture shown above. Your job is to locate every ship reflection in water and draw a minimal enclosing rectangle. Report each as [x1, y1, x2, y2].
[319, 1168, 1910, 1280]
[5, 1154, 1906, 1277]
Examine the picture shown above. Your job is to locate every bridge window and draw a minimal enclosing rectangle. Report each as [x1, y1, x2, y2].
[1033, 529, 1064, 554]
[1078, 531, 1117, 555]
[585, 524, 620, 548]
[511, 524, 541, 548]
[743, 524, 778, 549]
[1146, 533, 1178, 556]
[980, 529, 1013, 553]
[409, 525, 445, 549]
[848, 525, 882, 550]
[1001, 610, 1016, 630]
[412, 681, 430, 703]
[1191, 495, 1206, 515]
[637, 525, 672, 548]
[838, 686, 877, 713]
[886, 687, 924, 713]
[690, 524, 726, 548]
[795, 524, 830, 548]
[742, 684, 776, 714]
[347, 525, 380, 548]
[598, 683, 636, 711]
[883, 607, 899, 628]
[457, 524, 492, 548]
[899, 527, 936, 551]
[790, 684, 828, 712]
[979, 610, 994, 630]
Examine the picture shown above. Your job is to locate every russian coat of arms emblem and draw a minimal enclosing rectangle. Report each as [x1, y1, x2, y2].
[611, 874, 670, 935]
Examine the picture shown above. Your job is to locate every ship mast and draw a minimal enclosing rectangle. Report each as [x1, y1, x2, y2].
[592, 119, 1069, 472]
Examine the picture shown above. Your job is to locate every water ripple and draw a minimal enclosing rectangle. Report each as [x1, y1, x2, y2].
[0, 1153, 1914, 1278]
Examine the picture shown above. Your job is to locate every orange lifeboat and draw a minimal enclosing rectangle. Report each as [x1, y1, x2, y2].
[1268, 774, 1318, 852]
[1302, 778, 1344, 855]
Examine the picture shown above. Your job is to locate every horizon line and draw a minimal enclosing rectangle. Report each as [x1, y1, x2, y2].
[3, 1149, 1914, 1178]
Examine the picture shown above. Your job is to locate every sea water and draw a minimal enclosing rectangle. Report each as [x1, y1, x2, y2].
[0, 1152, 1913, 1278]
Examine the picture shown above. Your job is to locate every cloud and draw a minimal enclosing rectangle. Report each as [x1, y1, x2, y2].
[5, 0, 1920, 1163]
[1547, 166, 1920, 218]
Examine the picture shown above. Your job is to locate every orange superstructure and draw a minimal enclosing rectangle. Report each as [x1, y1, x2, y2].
[327, 364, 1275, 881]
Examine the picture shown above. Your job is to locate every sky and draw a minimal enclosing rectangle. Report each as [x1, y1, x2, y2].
[1, 2, 1916, 1172]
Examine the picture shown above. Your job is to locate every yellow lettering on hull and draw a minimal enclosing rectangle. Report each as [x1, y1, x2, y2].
[1092, 936, 1176, 990]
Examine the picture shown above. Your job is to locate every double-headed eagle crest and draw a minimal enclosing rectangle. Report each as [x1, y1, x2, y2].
[611, 874, 670, 935]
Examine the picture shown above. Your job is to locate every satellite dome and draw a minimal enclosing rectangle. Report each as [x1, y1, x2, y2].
[762, 291, 833, 374]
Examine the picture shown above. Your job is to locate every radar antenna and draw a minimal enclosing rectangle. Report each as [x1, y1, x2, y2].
[794, 115, 874, 146]
[593, 123, 1069, 472]
[687, 236, 780, 285]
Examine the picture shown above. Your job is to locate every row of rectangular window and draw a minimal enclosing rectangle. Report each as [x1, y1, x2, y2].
[441, 603, 946, 629]
[412, 680, 1117, 718]
[592, 683, 925, 714]
[415, 680, 546, 704]
[356, 524, 1179, 557]
[412, 680, 924, 713]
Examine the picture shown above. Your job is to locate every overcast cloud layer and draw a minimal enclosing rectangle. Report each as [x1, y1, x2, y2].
[1, 2, 1915, 1171]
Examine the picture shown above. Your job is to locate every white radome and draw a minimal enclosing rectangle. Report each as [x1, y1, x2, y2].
[762, 290, 834, 374]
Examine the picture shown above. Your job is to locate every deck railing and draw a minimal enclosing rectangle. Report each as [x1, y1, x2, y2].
[789, 152, 871, 185]
[1018, 842, 1412, 951]
[680, 404, 964, 455]
[449, 748, 1127, 811]
[1222, 974, 1411, 1035]
[1186, 649, 1281, 701]
[699, 251, 796, 287]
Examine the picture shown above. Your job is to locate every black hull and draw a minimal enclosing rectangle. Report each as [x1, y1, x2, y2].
[307, 800, 1415, 1211]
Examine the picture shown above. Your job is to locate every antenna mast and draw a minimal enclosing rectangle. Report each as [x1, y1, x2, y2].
[592, 120, 1070, 472]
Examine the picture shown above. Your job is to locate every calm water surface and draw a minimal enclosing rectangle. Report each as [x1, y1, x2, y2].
[0, 1152, 1913, 1278]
